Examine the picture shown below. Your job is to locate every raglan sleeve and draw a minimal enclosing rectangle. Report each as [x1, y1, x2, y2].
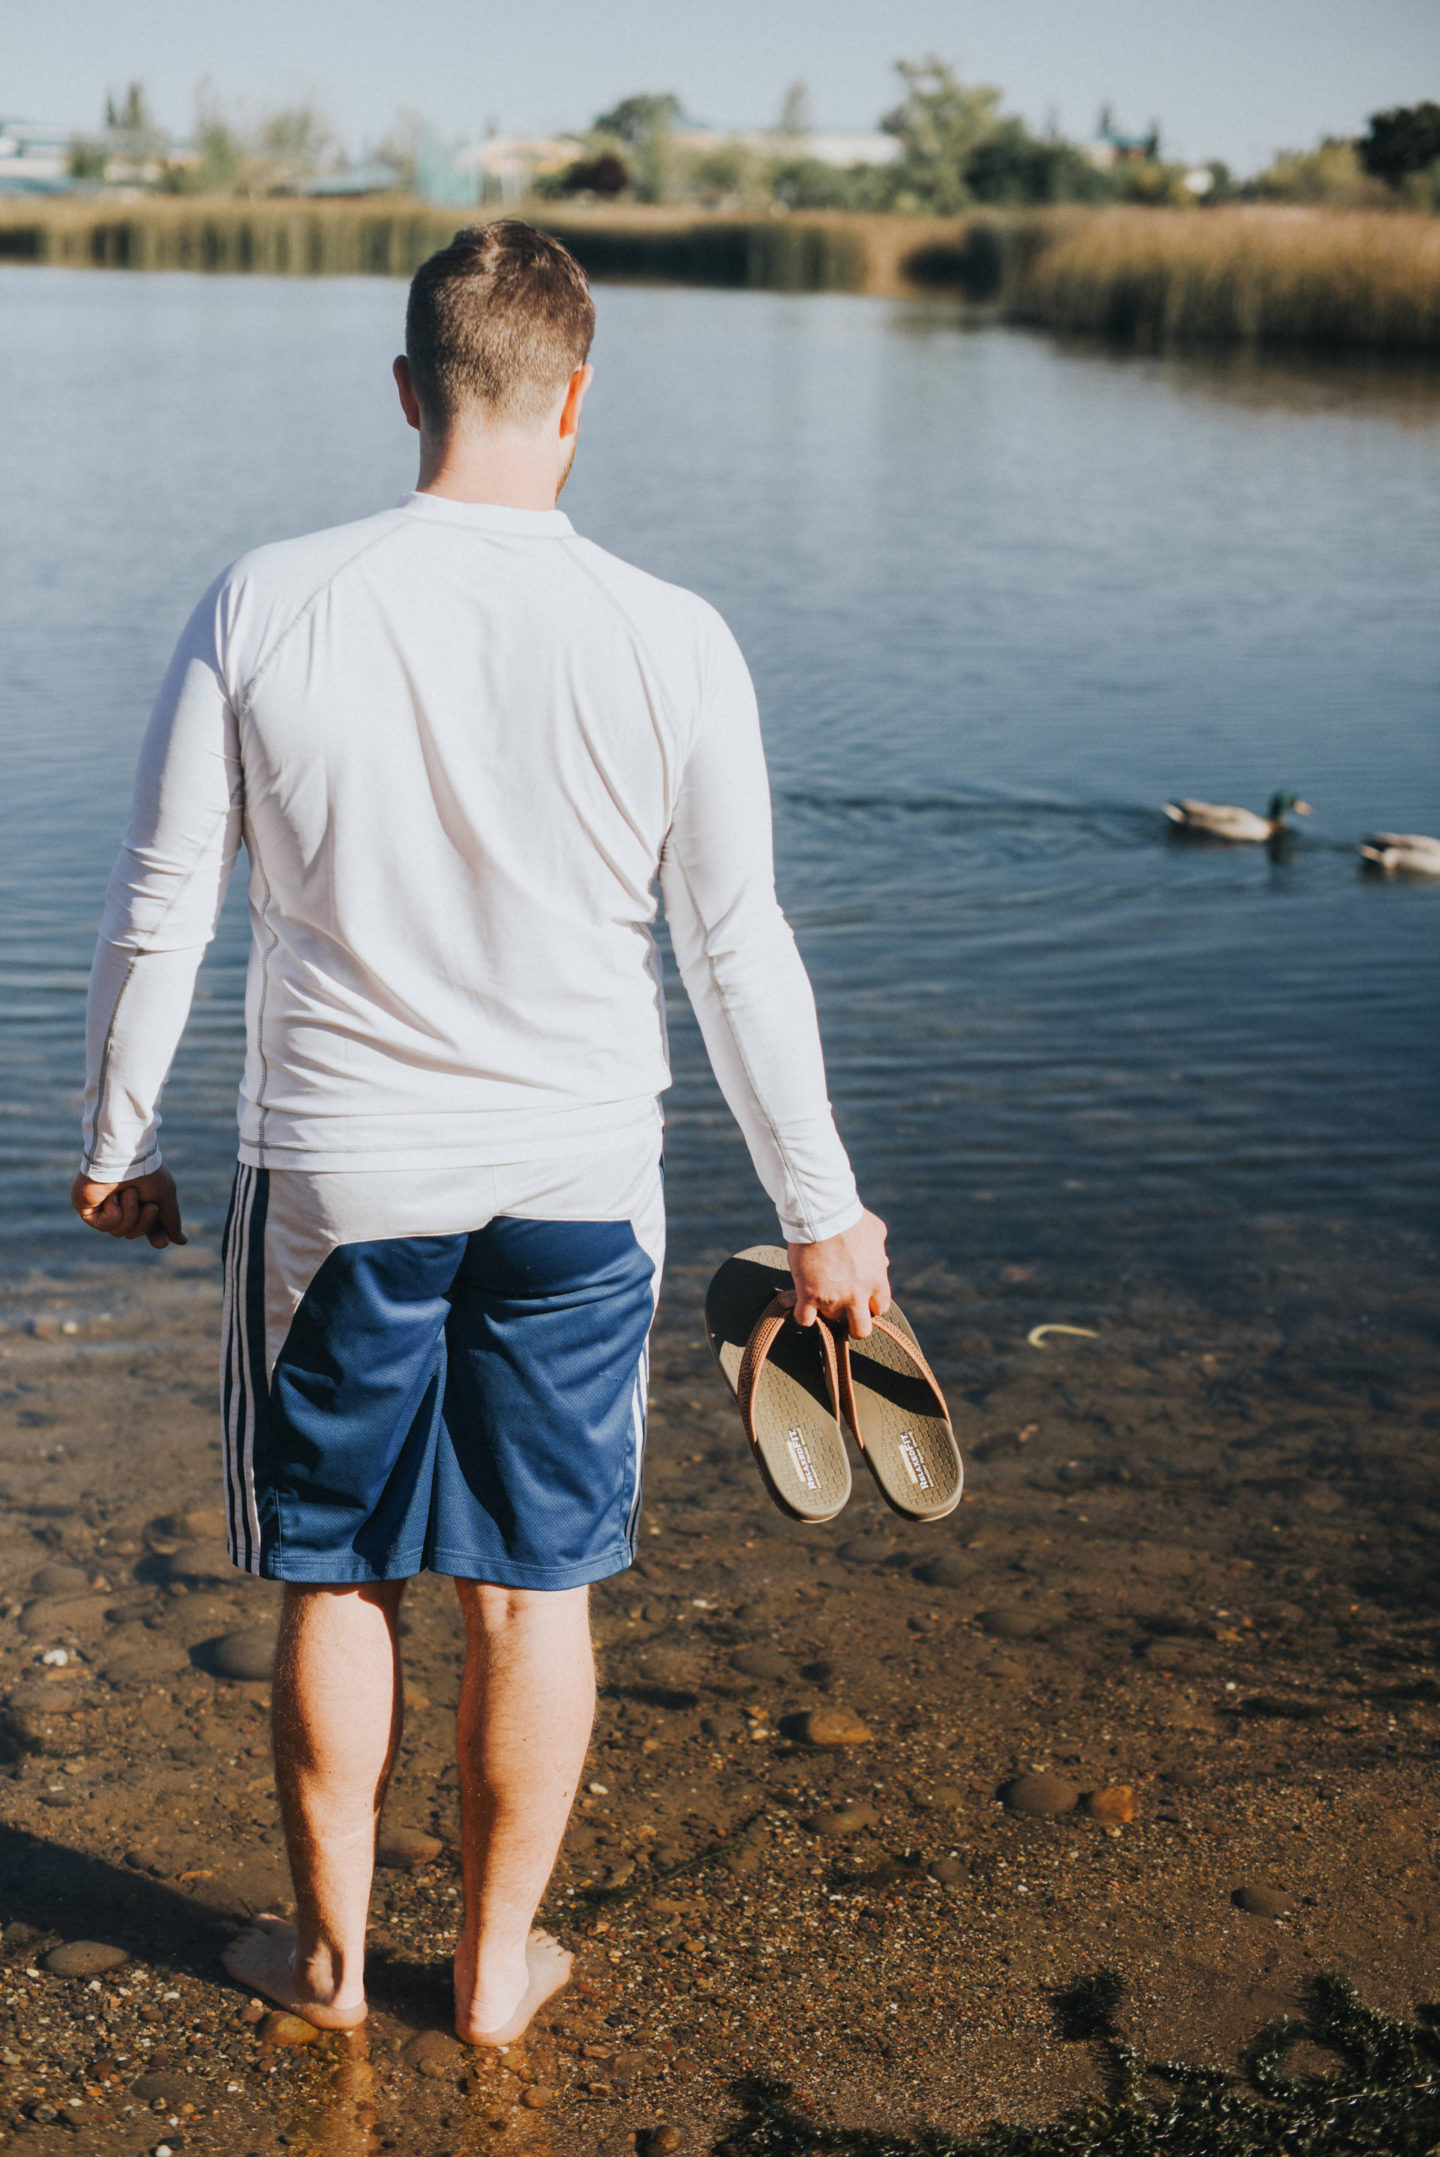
[79, 575, 245, 1181]
[658, 612, 861, 1245]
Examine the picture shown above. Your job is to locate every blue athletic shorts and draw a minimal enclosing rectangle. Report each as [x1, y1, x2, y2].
[217, 1137, 664, 1588]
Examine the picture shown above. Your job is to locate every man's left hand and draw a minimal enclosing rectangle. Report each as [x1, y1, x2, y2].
[70, 1167, 187, 1250]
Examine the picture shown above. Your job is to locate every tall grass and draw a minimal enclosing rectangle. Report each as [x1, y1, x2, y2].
[1005, 205, 1440, 350]
[0, 195, 872, 293]
[2, 196, 1438, 351]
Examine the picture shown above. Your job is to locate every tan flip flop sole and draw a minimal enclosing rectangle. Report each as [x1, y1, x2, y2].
[834, 1304, 963, 1523]
[704, 1246, 851, 1524]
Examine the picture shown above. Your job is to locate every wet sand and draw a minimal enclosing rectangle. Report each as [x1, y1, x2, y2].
[2, 1228, 1439, 2155]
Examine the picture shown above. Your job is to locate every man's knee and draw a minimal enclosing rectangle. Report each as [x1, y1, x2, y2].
[454, 1580, 589, 1637]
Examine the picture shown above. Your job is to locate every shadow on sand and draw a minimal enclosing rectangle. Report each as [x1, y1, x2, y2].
[713, 1972, 1440, 2157]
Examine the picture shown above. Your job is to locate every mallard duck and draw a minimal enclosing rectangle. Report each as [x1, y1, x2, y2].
[1358, 833, 1440, 876]
[1162, 790, 1312, 841]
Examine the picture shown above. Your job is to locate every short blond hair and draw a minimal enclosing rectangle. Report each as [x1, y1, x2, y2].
[405, 221, 595, 430]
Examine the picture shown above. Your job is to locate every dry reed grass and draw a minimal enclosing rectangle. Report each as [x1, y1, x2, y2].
[1006, 205, 1440, 350]
[1, 196, 1438, 351]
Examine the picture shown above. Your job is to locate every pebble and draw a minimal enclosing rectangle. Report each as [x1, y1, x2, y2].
[914, 1782, 965, 1810]
[19, 1595, 107, 1640]
[379, 1830, 445, 1871]
[796, 1706, 873, 1748]
[208, 1627, 277, 1681]
[259, 2010, 320, 2046]
[731, 1647, 793, 1682]
[806, 1802, 878, 1837]
[130, 2071, 186, 2104]
[1000, 1774, 1079, 1818]
[29, 1564, 91, 1597]
[1084, 1785, 1136, 1825]
[837, 1537, 896, 1565]
[915, 1555, 969, 1590]
[164, 1508, 228, 1541]
[103, 1640, 188, 1686]
[126, 1847, 176, 1878]
[1233, 1884, 1291, 1919]
[700, 1711, 747, 1740]
[978, 1608, 1045, 1641]
[158, 1545, 233, 1586]
[929, 1857, 967, 1885]
[647, 2130, 682, 2155]
[521, 2085, 557, 2109]
[403, 2029, 464, 2076]
[44, 1940, 129, 1977]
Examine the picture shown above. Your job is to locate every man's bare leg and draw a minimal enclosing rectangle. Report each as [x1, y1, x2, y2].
[222, 1581, 404, 2027]
[453, 1581, 593, 2045]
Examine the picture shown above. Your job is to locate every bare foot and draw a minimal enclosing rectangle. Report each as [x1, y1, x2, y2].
[455, 1930, 572, 2047]
[221, 1913, 367, 2031]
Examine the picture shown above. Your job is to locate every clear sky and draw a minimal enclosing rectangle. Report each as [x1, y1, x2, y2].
[5, 0, 1438, 174]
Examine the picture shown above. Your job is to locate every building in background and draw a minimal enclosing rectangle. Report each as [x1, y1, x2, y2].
[0, 121, 75, 193]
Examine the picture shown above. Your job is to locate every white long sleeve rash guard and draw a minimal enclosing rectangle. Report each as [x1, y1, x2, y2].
[81, 493, 861, 1245]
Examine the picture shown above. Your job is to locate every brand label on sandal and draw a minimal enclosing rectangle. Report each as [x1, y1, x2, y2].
[785, 1427, 820, 1491]
[897, 1431, 932, 1490]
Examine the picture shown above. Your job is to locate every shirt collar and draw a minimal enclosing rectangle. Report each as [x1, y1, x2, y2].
[398, 491, 574, 537]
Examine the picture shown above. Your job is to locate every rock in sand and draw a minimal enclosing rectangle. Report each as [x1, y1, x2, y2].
[208, 1627, 277, 1681]
[30, 1564, 91, 1597]
[916, 1555, 969, 1589]
[403, 2029, 463, 2077]
[259, 2010, 320, 2046]
[732, 1647, 793, 1683]
[44, 1940, 129, 1978]
[378, 1830, 444, 1871]
[158, 1544, 233, 1587]
[1233, 1884, 1291, 1919]
[103, 1639, 188, 1686]
[1083, 1785, 1136, 1825]
[979, 1608, 1046, 1641]
[806, 1801, 878, 1837]
[1000, 1774, 1079, 1818]
[796, 1706, 873, 1748]
[19, 1596, 107, 1640]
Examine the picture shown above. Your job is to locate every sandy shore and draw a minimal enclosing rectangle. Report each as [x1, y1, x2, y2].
[2, 1228, 1439, 2154]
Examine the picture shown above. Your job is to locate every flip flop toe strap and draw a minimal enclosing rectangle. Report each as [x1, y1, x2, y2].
[736, 1294, 840, 1451]
[837, 1313, 953, 1442]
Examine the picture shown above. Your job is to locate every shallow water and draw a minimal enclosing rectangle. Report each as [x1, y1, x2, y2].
[1, 269, 1436, 1308]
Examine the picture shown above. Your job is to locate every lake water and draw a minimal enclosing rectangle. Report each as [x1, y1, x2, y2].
[1, 267, 1437, 1318]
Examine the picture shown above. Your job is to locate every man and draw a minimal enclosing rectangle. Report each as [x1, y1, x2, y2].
[72, 221, 889, 2045]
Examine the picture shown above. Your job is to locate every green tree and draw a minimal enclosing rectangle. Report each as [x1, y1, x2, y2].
[1250, 137, 1388, 207]
[776, 81, 812, 139]
[106, 83, 157, 137]
[188, 82, 244, 192]
[252, 104, 333, 192]
[881, 55, 1002, 212]
[591, 92, 680, 201]
[1359, 102, 1440, 186]
[593, 93, 681, 148]
[965, 117, 1115, 205]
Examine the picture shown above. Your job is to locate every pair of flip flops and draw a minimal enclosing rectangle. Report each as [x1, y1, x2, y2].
[705, 1246, 963, 1525]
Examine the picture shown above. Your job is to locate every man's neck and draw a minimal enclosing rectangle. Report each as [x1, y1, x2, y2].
[415, 432, 561, 512]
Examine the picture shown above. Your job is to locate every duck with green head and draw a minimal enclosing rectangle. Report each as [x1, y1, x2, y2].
[1162, 789, 1312, 842]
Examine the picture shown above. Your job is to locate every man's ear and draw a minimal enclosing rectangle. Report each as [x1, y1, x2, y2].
[393, 355, 422, 433]
[559, 363, 593, 440]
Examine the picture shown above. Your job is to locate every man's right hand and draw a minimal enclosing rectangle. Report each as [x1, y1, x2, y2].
[70, 1166, 187, 1251]
[787, 1208, 890, 1339]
